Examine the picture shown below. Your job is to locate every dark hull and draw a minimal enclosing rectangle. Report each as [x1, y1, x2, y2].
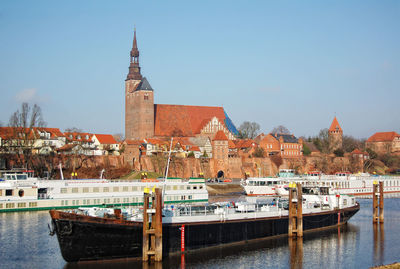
[50, 204, 359, 262]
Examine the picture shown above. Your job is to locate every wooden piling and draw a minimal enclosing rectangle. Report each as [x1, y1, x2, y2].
[143, 188, 163, 262]
[379, 181, 384, 223]
[288, 183, 303, 238]
[372, 181, 378, 223]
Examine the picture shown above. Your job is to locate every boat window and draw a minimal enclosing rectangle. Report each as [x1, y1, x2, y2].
[260, 181, 265, 186]
[193, 186, 197, 190]
[6, 203, 15, 209]
[186, 186, 191, 190]
[180, 185, 184, 190]
[72, 188, 78, 193]
[103, 187, 109, 192]
[83, 187, 89, 193]
[173, 185, 178, 190]
[0, 204, 2, 209]
[0, 190, 2, 196]
[200, 185, 203, 189]
[60, 188, 67, 194]
[123, 186, 129, 192]
[113, 187, 119, 192]
[16, 174, 27, 180]
[6, 189, 13, 196]
[93, 187, 99, 192]
[18, 202, 26, 208]
[188, 195, 192, 199]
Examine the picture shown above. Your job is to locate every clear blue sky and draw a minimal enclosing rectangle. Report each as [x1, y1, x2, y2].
[1, 1, 399, 139]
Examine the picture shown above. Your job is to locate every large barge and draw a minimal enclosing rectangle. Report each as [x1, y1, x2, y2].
[50, 186, 359, 262]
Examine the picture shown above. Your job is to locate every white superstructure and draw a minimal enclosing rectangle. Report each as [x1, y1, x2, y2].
[0, 171, 208, 212]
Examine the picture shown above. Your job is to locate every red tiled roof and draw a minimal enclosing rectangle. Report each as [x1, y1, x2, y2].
[124, 139, 144, 145]
[351, 149, 368, 155]
[213, 130, 228, 141]
[64, 132, 93, 143]
[329, 117, 342, 132]
[94, 134, 117, 144]
[228, 140, 236, 149]
[34, 127, 65, 138]
[191, 146, 200, 151]
[234, 139, 256, 148]
[154, 104, 226, 137]
[0, 127, 35, 139]
[366, 132, 400, 142]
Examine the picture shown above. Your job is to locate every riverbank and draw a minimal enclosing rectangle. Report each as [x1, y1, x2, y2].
[371, 263, 400, 269]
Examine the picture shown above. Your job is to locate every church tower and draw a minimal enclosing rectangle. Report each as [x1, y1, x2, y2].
[125, 29, 154, 140]
[328, 116, 343, 152]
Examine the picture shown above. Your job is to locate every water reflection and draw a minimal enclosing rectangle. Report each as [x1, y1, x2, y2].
[288, 237, 303, 269]
[373, 223, 385, 265]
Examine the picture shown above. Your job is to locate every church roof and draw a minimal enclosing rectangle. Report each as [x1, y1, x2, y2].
[329, 117, 342, 132]
[135, 77, 153, 91]
[154, 104, 227, 137]
[367, 131, 400, 142]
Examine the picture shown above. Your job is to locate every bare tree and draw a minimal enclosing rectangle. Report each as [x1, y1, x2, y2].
[6, 102, 46, 167]
[271, 125, 290, 134]
[65, 127, 83, 133]
[113, 133, 125, 142]
[238, 121, 260, 139]
[342, 135, 364, 153]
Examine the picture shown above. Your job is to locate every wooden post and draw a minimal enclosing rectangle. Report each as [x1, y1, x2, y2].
[379, 181, 384, 223]
[143, 188, 163, 262]
[154, 188, 163, 261]
[143, 191, 150, 261]
[288, 183, 294, 237]
[288, 183, 302, 237]
[372, 181, 378, 223]
[296, 183, 303, 237]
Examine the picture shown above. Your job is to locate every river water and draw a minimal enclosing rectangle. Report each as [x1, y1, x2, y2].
[1, 198, 399, 269]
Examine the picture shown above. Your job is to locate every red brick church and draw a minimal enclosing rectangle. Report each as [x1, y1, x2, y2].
[125, 30, 238, 142]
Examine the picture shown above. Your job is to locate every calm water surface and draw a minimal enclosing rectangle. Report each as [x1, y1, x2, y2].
[1, 198, 399, 269]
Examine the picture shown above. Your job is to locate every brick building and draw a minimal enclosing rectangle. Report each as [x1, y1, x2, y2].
[328, 116, 343, 152]
[365, 131, 400, 155]
[212, 130, 229, 178]
[124, 30, 238, 142]
[255, 133, 303, 158]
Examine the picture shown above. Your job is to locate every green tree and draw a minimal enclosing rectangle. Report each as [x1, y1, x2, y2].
[333, 148, 344, 157]
[302, 143, 311, 156]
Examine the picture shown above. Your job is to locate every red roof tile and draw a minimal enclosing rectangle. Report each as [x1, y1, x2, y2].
[367, 132, 400, 142]
[213, 130, 228, 141]
[329, 117, 342, 132]
[154, 104, 226, 137]
[94, 134, 117, 144]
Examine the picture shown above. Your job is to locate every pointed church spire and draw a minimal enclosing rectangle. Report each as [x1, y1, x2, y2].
[329, 116, 342, 133]
[126, 27, 142, 81]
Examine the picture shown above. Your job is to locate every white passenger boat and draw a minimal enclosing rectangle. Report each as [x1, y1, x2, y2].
[243, 172, 400, 197]
[0, 171, 208, 212]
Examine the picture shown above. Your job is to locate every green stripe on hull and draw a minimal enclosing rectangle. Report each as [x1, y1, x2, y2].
[0, 199, 208, 213]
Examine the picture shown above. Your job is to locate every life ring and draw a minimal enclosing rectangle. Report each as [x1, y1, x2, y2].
[18, 189, 24, 197]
